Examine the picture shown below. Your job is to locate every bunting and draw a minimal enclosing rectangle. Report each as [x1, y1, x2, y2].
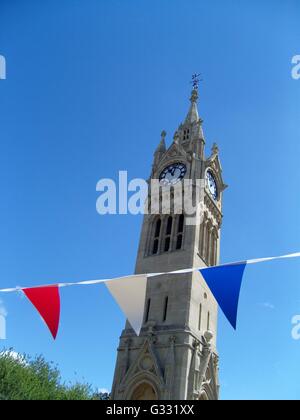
[200, 262, 247, 329]
[22, 286, 60, 339]
[105, 275, 147, 336]
[0, 250, 299, 340]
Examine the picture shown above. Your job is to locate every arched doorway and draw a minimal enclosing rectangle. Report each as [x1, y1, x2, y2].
[131, 382, 158, 400]
[199, 391, 209, 400]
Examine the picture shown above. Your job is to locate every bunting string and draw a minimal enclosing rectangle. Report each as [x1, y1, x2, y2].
[1, 250, 300, 293]
[1, 251, 300, 339]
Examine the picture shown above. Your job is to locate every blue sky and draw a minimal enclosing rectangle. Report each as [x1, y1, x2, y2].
[0, 0, 300, 399]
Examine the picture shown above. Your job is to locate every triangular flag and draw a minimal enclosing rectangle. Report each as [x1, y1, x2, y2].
[105, 275, 147, 336]
[200, 263, 247, 329]
[22, 286, 61, 339]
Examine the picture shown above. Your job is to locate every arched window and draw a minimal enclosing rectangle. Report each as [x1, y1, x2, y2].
[206, 228, 218, 266]
[210, 231, 218, 266]
[152, 218, 161, 255]
[183, 128, 190, 141]
[178, 214, 184, 233]
[209, 234, 214, 266]
[164, 216, 172, 252]
[200, 218, 207, 259]
[176, 214, 184, 250]
[205, 222, 213, 265]
[155, 218, 161, 237]
[166, 216, 173, 235]
[214, 235, 218, 265]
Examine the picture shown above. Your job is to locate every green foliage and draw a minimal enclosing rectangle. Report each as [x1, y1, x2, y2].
[92, 391, 110, 400]
[0, 350, 109, 401]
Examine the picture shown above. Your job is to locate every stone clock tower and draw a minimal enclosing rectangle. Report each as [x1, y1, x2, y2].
[111, 83, 227, 400]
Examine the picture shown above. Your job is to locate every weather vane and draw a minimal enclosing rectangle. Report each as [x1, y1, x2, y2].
[191, 73, 203, 90]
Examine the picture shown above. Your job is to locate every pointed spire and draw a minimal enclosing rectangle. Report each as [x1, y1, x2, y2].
[155, 130, 167, 153]
[212, 143, 219, 155]
[185, 89, 200, 124]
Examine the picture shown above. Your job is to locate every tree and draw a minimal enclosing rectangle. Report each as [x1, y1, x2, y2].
[0, 350, 109, 400]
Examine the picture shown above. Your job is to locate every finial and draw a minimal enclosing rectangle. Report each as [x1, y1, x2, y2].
[190, 89, 198, 103]
[155, 131, 167, 154]
[212, 143, 219, 154]
[173, 131, 180, 144]
[190, 73, 203, 103]
[190, 73, 202, 91]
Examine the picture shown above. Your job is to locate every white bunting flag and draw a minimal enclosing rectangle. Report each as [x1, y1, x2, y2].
[105, 275, 147, 336]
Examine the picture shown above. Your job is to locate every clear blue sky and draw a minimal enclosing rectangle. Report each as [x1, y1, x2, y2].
[0, 0, 300, 399]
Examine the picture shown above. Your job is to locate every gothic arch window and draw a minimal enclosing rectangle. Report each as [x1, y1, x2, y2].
[164, 216, 173, 252]
[152, 218, 161, 255]
[149, 214, 186, 255]
[210, 233, 214, 266]
[200, 215, 208, 259]
[178, 214, 184, 233]
[207, 311, 210, 331]
[210, 229, 218, 266]
[176, 214, 184, 250]
[205, 221, 213, 265]
[183, 128, 190, 141]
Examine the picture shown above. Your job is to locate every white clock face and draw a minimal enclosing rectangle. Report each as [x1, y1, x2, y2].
[159, 163, 187, 186]
[206, 170, 218, 200]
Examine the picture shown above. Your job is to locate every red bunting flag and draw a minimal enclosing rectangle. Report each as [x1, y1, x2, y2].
[22, 286, 61, 339]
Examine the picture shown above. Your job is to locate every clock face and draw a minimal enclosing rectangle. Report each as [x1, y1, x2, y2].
[206, 170, 218, 200]
[159, 163, 187, 186]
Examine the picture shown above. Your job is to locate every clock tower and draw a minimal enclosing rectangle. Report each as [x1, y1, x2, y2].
[111, 83, 227, 400]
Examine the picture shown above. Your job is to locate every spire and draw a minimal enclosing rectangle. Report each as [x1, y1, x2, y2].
[185, 89, 199, 124]
[153, 131, 167, 169]
[185, 73, 202, 125]
[155, 130, 167, 153]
